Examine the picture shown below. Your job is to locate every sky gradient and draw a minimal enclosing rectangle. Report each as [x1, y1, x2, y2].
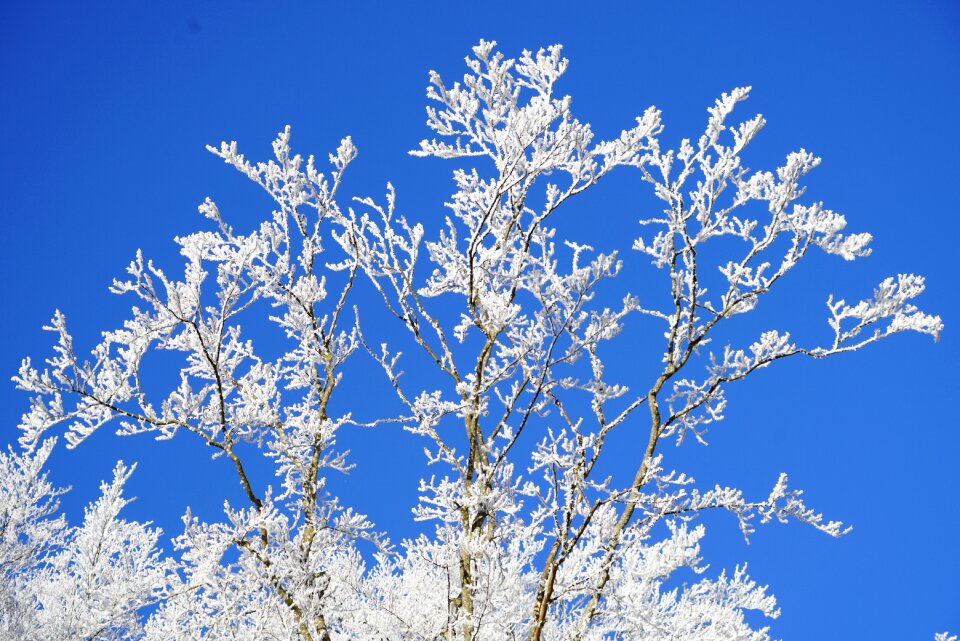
[1, 2, 958, 638]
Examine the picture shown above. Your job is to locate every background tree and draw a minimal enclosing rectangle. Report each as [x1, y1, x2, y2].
[2, 39, 949, 640]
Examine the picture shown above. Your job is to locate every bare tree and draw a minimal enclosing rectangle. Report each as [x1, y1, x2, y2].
[6, 41, 943, 641]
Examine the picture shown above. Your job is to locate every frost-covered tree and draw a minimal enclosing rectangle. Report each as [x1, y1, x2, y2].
[0, 441, 169, 639]
[4, 41, 947, 640]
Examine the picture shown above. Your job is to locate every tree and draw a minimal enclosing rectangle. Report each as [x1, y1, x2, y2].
[2, 41, 946, 640]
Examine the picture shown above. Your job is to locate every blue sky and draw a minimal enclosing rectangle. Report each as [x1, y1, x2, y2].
[1, 1, 957, 638]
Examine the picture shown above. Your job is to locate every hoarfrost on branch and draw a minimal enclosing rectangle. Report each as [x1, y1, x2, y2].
[4, 41, 943, 641]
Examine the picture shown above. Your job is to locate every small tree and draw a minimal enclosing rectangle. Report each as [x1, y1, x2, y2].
[4, 41, 945, 640]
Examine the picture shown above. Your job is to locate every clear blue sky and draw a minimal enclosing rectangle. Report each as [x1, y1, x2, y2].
[1, 2, 957, 638]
